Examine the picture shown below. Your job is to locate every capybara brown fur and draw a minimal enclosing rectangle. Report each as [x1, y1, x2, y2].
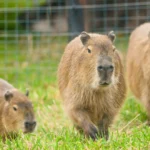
[127, 22, 150, 125]
[0, 79, 36, 138]
[58, 31, 126, 140]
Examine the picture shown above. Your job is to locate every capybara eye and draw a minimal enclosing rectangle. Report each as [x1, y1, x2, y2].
[109, 65, 114, 70]
[87, 48, 91, 53]
[98, 66, 103, 70]
[13, 106, 17, 111]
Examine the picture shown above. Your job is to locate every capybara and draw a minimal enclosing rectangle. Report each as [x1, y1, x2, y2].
[127, 22, 150, 125]
[58, 31, 126, 140]
[0, 79, 36, 138]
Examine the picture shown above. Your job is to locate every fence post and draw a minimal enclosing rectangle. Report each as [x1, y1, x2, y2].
[67, 0, 84, 40]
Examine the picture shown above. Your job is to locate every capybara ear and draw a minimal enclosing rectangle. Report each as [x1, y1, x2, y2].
[80, 31, 90, 45]
[108, 31, 116, 43]
[25, 90, 29, 97]
[4, 91, 13, 102]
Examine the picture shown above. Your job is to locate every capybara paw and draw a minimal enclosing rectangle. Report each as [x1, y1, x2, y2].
[100, 130, 109, 140]
[86, 125, 98, 141]
[99, 123, 109, 140]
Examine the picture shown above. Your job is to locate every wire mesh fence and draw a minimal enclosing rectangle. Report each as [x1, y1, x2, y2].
[0, 0, 150, 83]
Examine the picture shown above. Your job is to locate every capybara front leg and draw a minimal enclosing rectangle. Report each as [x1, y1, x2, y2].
[98, 114, 111, 140]
[69, 109, 99, 140]
[98, 122, 109, 140]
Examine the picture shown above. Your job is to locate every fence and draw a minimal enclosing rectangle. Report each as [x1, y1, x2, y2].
[0, 0, 150, 83]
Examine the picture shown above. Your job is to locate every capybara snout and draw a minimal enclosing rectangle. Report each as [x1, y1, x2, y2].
[24, 121, 36, 133]
[97, 56, 114, 86]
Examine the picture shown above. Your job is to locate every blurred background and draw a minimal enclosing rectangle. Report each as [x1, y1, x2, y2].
[0, 1, 149, 148]
[0, 0, 150, 85]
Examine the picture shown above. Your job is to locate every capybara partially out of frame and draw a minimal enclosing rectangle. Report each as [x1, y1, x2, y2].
[0, 79, 36, 138]
[58, 31, 126, 140]
[127, 22, 150, 125]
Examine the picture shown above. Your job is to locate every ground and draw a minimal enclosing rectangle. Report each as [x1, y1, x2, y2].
[0, 35, 150, 150]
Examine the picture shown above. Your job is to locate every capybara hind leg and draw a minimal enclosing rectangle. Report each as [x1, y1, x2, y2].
[69, 109, 98, 140]
[142, 87, 150, 125]
[145, 102, 150, 126]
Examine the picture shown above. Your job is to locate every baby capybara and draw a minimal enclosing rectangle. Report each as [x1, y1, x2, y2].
[58, 31, 126, 140]
[0, 79, 36, 138]
[127, 22, 150, 125]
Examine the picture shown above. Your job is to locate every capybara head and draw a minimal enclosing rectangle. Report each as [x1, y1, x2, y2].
[2, 90, 36, 134]
[80, 31, 118, 89]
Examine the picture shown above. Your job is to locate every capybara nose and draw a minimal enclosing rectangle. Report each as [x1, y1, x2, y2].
[97, 65, 114, 72]
[25, 121, 36, 131]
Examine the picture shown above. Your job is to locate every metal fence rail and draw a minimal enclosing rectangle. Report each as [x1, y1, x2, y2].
[0, 0, 150, 82]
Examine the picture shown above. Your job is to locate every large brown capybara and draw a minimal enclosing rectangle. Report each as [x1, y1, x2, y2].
[0, 79, 36, 138]
[127, 22, 150, 125]
[58, 31, 126, 140]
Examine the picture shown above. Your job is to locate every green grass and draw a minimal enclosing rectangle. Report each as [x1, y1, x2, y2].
[0, 36, 150, 149]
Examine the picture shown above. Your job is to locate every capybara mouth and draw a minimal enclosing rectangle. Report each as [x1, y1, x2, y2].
[99, 82, 110, 87]
[23, 129, 35, 134]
